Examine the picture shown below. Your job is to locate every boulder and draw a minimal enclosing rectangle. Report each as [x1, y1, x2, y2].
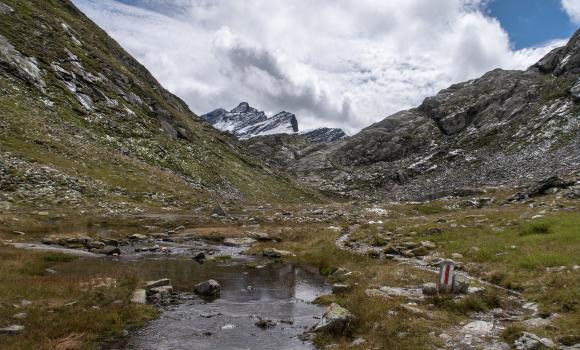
[313, 303, 355, 334]
[246, 231, 272, 241]
[332, 283, 351, 293]
[149, 285, 173, 297]
[451, 274, 469, 294]
[194, 279, 221, 296]
[462, 321, 494, 336]
[515, 332, 556, 349]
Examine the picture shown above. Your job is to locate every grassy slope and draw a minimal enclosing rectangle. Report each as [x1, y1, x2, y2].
[0, 0, 318, 213]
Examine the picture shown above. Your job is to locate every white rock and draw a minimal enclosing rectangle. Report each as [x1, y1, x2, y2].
[462, 321, 494, 335]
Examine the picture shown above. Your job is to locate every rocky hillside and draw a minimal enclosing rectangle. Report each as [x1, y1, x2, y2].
[0, 0, 318, 213]
[290, 30, 580, 200]
[202, 102, 346, 141]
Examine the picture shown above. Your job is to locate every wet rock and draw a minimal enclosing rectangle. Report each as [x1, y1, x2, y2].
[86, 241, 105, 250]
[194, 279, 221, 296]
[223, 237, 257, 247]
[262, 248, 295, 258]
[192, 252, 206, 262]
[0, 325, 24, 335]
[131, 289, 147, 304]
[313, 303, 355, 334]
[145, 278, 171, 291]
[421, 282, 438, 296]
[514, 332, 556, 349]
[94, 246, 121, 256]
[149, 285, 173, 297]
[255, 318, 276, 329]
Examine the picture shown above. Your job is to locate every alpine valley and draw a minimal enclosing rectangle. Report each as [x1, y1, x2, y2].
[0, 1, 578, 350]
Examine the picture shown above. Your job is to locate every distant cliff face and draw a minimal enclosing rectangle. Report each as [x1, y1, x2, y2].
[288, 30, 580, 200]
[0, 0, 317, 211]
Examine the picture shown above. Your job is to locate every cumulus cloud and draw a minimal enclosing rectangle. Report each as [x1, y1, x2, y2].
[73, 0, 566, 133]
[562, 0, 580, 24]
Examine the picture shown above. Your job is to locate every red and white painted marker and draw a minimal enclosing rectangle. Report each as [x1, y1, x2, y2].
[438, 260, 455, 292]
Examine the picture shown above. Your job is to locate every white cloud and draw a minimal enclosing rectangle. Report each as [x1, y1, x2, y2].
[73, 0, 566, 133]
[562, 0, 580, 24]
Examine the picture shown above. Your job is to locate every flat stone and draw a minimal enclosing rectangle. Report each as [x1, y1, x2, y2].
[522, 317, 551, 328]
[262, 248, 295, 258]
[129, 234, 148, 240]
[223, 237, 257, 247]
[131, 289, 147, 304]
[462, 321, 494, 335]
[145, 278, 171, 291]
[0, 325, 24, 335]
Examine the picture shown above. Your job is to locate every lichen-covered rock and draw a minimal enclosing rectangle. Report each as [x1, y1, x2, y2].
[313, 303, 355, 334]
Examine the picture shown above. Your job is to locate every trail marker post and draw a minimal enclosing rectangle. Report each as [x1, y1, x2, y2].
[438, 260, 455, 293]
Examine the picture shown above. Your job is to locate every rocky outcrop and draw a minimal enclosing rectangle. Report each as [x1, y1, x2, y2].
[289, 29, 580, 200]
[0, 0, 315, 211]
[301, 128, 346, 143]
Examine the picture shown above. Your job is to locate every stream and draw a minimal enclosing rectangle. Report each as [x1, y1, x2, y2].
[54, 241, 331, 350]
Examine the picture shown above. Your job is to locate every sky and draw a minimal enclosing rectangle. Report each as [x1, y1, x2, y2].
[73, 0, 580, 134]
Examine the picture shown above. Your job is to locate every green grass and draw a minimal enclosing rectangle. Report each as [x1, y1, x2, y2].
[0, 247, 159, 350]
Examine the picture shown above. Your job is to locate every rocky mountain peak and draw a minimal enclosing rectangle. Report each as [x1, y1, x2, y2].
[230, 102, 256, 113]
[534, 28, 580, 76]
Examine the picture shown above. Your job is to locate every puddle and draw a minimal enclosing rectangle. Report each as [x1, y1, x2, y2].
[55, 243, 330, 350]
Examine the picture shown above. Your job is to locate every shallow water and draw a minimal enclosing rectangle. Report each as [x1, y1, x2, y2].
[56, 243, 330, 350]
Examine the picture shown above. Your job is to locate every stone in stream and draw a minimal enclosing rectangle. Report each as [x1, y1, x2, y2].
[194, 279, 221, 296]
[515, 332, 556, 349]
[0, 325, 24, 335]
[223, 237, 257, 247]
[131, 289, 147, 304]
[262, 248, 295, 258]
[94, 246, 121, 256]
[312, 303, 355, 334]
[192, 252, 206, 262]
[255, 318, 276, 329]
[149, 285, 173, 297]
[145, 278, 171, 291]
